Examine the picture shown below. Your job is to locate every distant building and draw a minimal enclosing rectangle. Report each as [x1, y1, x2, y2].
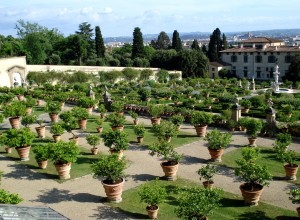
[208, 61, 231, 78]
[219, 37, 300, 80]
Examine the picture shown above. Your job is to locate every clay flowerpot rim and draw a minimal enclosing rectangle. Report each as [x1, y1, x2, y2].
[146, 205, 159, 211]
[102, 178, 124, 185]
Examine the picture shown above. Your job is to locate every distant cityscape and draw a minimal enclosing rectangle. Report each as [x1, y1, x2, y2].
[104, 28, 300, 48]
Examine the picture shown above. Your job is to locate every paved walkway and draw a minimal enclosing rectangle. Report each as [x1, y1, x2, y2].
[1, 104, 300, 219]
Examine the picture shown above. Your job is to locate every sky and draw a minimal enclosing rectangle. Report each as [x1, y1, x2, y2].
[0, 0, 299, 38]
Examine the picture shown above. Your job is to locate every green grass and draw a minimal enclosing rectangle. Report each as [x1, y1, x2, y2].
[110, 178, 297, 220]
[86, 116, 200, 148]
[0, 141, 99, 183]
[221, 146, 300, 184]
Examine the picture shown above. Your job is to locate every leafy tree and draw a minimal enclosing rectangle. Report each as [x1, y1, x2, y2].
[76, 22, 95, 62]
[171, 30, 182, 51]
[207, 28, 222, 62]
[284, 53, 300, 82]
[150, 49, 177, 70]
[15, 19, 48, 39]
[132, 27, 145, 59]
[152, 31, 171, 49]
[191, 39, 200, 50]
[222, 33, 228, 50]
[95, 26, 105, 58]
[66, 34, 88, 65]
[122, 68, 139, 81]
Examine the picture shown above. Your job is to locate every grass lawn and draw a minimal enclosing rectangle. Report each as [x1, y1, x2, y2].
[0, 140, 100, 183]
[86, 116, 200, 148]
[110, 178, 297, 220]
[221, 146, 300, 184]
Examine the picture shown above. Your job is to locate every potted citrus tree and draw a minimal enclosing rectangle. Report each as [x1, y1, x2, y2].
[102, 129, 129, 159]
[240, 99, 252, 113]
[98, 104, 107, 119]
[50, 123, 65, 142]
[105, 112, 126, 131]
[71, 107, 89, 130]
[95, 117, 104, 133]
[2, 100, 27, 128]
[48, 141, 80, 180]
[35, 119, 46, 138]
[33, 144, 50, 169]
[288, 188, 300, 217]
[60, 110, 79, 144]
[138, 179, 167, 219]
[152, 120, 178, 143]
[149, 105, 164, 125]
[149, 140, 183, 180]
[77, 97, 97, 114]
[190, 111, 213, 137]
[244, 118, 263, 147]
[175, 187, 223, 220]
[204, 129, 232, 162]
[45, 100, 62, 122]
[235, 147, 272, 206]
[86, 134, 101, 155]
[91, 154, 127, 202]
[134, 123, 146, 143]
[170, 114, 185, 130]
[197, 164, 219, 189]
[129, 111, 139, 125]
[21, 114, 37, 128]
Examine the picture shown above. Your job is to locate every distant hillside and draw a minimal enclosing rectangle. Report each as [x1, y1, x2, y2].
[104, 29, 300, 43]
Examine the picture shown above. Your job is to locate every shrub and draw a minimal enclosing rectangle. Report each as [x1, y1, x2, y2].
[149, 141, 183, 163]
[48, 141, 80, 165]
[138, 179, 167, 207]
[197, 164, 219, 183]
[205, 129, 232, 149]
[134, 124, 146, 137]
[86, 134, 101, 148]
[102, 130, 129, 151]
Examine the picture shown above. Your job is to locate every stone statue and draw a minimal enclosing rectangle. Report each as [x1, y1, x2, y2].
[245, 81, 250, 90]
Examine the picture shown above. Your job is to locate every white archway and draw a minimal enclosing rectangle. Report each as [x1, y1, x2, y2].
[7, 66, 26, 87]
[12, 72, 22, 87]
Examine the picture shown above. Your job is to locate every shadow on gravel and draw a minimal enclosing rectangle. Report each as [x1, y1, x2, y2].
[128, 144, 148, 151]
[130, 173, 158, 182]
[31, 188, 73, 203]
[93, 206, 142, 220]
[72, 193, 104, 203]
[180, 155, 208, 165]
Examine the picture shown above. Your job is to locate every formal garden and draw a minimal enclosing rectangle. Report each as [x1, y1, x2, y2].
[0, 69, 300, 219]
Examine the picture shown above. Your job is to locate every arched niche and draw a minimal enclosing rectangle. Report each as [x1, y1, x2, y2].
[7, 66, 26, 87]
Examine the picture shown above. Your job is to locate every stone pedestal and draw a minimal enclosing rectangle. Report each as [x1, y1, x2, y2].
[231, 103, 241, 122]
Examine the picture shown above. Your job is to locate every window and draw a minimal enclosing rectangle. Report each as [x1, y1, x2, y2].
[238, 52, 241, 55]
[244, 66, 248, 70]
[266, 67, 269, 71]
[243, 70, 248, 77]
[285, 55, 291, 63]
[244, 55, 248, 63]
[264, 52, 267, 55]
[212, 68, 215, 71]
[256, 71, 261, 78]
[277, 52, 280, 55]
[255, 55, 262, 63]
[226, 52, 229, 55]
[250, 52, 253, 55]
[268, 55, 276, 63]
[231, 55, 237, 62]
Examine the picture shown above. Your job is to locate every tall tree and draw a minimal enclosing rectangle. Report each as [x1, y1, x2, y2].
[285, 53, 300, 82]
[191, 39, 200, 50]
[154, 31, 171, 49]
[222, 33, 228, 50]
[172, 30, 182, 51]
[132, 27, 145, 59]
[76, 22, 95, 62]
[207, 28, 222, 62]
[95, 26, 105, 58]
[67, 34, 88, 65]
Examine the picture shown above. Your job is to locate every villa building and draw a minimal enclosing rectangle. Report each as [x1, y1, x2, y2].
[212, 37, 300, 80]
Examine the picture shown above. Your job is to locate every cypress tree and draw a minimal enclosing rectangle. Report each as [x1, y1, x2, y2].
[191, 39, 200, 50]
[95, 26, 105, 58]
[132, 27, 145, 59]
[172, 30, 182, 51]
[207, 28, 222, 62]
[222, 33, 228, 50]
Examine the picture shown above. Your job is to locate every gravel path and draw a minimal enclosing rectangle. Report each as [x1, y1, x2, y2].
[1, 104, 300, 219]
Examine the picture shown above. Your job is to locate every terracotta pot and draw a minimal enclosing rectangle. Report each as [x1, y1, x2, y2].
[137, 136, 144, 143]
[25, 107, 33, 115]
[53, 135, 61, 142]
[54, 162, 71, 180]
[78, 119, 87, 130]
[9, 116, 20, 129]
[146, 205, 159, 219]
[69, 137, 79, 145]
[96, 126, 103, 133]
[151, 117, 161, 125]
[49, 113, 58, 123]
[203, 180, 214, 189]
[208, 148, 224, 162]
[111, 126, 124, 131]
[195, 125, 207, 137]
[160, 161, 179, 181]
[133, 119, 139, 125]
[91, 147, 99, 155]
[16, 146, 31, 161]
[284, 164, 299, 180]
[240, 183, 264, 206]
[17, 94, 24, 101]
[109, 149, 124, 160]
[35, 126, 46, 138]
[242, 108, 250, 113]
[36, 99, 42, 106]
[248, 137, 257, 147]
[87, 107, 93, 114]
[38, 160, 48, 169]
[297, 207, 300, 217]
[100, 113, 105, 119]
[102, 178, 125, 203]
[5, 147, 13, 154]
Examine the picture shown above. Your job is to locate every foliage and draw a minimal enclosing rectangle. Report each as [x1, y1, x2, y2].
[122, 68, 139, 81]
[111, 101, 124, 113]
[33, 145, 50, 162]
[139, 69, 154, 81]
[129, 111, 138, 120]
[86, 134, 101, 148]
[44, 101, 62, 114]
[138, 179, 167, 207]
[190, 111, 213, 127]
[134, 124, 146, 137]
[0, 128, 35, 148]
[288, 188, 300, 204]
[102, 129, 129, 151]
[149, 105, 164, 118]
[48, 141, 80, 164]
[105, 112, 126, 127]
[152, 120, 178, 140]
[132, 27, 145, 59]
[95, 117, 104, 126]
[285, 53, 300, 82]
[0, 189, 23, 204]
[207, 28, 222, 62]
[95, 26, 105, 58]
[149, 140, 183, 162]
[156, 69, 169, 83]
[275, 133, 292, 147]
[98, 104, 107, 113]
[21, 114, 37, 127]
[170, 114, 184, 127]
[235, 148, 272, 189]
[197, 164, 219, 183]
[77, 97, 97, 108]
[171, 30, 182, 51]
[240, 99, 252, 109]
[50, 123, 65, 135]
[175, 187, 223, 220]
[71, 107, 89, 120]
[23, 96, 37, 107]
[205, 129, 232, 149]
[2, 100, 27, 118]
[91, 154, 127, 183]
[244, 118, 263, 138]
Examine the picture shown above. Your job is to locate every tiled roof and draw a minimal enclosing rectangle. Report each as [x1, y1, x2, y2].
[209, 61, 231, 67]
[220, 46, 300, 53]
[240, 37, 283, 43]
